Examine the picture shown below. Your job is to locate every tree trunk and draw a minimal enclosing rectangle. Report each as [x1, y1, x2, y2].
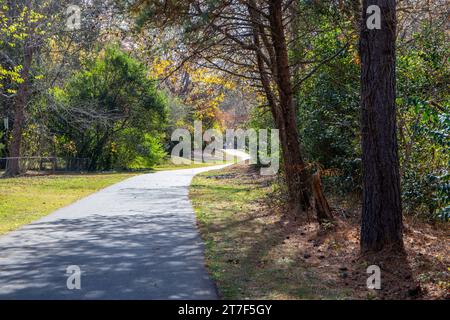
[359, 0, 404, 252]
[268, 0, 311, 212]
[312, 172, 333, 224]
[5, 44, 33, 177]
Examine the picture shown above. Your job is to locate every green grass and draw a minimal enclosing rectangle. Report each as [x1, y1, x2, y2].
[153, 160, 226, 171]
[190, 165, 354, 300]
[0, 160, 226, 236]
[0, 172, 139, 235]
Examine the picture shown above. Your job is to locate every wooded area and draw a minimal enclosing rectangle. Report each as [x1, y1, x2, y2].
[0, 0, 448, 299]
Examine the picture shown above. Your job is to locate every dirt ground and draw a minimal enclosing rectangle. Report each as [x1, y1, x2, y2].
[200, 164, 449, 299]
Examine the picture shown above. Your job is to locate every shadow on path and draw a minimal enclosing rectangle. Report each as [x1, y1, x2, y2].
[0, 168, 228, 300]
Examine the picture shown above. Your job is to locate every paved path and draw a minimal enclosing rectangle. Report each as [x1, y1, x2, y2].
[0, 158, 243, 299]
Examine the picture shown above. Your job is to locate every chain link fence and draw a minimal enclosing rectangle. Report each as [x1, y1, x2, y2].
[0, 157, 91, 175]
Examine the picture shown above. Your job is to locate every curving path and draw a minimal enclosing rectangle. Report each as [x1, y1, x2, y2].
[0, 151, 248, 300]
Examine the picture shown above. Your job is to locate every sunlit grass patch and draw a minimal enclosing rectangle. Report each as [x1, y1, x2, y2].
[0, 172, 138, 235]
[190, 165, 354, 299]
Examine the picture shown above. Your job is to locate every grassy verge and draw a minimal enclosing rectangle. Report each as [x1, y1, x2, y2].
[0, 160, 224, 235]
[0, 172, 139, 235]
[190, 164, 354, 299]
[153, 160, 226, 171]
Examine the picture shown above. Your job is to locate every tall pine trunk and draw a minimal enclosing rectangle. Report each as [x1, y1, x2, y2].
[359, 0, 404, 252]
[268, 0, 311, 212]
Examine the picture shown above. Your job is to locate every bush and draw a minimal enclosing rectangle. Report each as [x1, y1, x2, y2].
[115, 129, 166, 169]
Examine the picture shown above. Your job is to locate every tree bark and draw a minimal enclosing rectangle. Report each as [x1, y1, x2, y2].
[5, 44, 33, 177]
[312, 171, 333, 224]
[268, 0, 311, 213]
[359, 0, 404, 252]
